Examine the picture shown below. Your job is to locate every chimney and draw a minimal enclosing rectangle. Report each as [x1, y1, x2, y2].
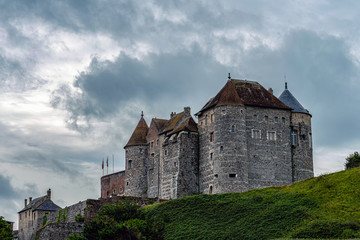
[24, 199, 27, 207]
[184, 107, 191, 116]
[29, 197, 32, 205]
[268, 88, 273, 95]
[47, 188, 51, 200]
[170, 112, 177, 118]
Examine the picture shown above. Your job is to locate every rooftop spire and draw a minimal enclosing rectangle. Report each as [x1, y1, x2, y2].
[285, 82, 288, 90]
[228, 73, 231, 80]
[141, 111, 144, 118]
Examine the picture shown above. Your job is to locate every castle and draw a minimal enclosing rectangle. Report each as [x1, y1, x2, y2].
[101, 78, 313, 199]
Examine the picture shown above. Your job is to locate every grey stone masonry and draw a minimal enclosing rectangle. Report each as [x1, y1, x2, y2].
[124, 146, 148, 197]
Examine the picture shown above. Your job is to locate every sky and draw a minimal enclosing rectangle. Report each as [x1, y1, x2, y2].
[1, 0, 359, 228]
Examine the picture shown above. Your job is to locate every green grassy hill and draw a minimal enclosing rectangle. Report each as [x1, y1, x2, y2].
[143, 168, 360, 240]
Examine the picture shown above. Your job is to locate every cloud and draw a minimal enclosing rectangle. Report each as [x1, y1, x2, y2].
[51, 45, 231, 132]
[0, 174, 19, 200]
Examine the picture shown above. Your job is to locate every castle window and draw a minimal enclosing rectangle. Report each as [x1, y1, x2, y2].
[210, 152, 213, 160]
[253, 115, 257, 121]
[113, 189, 116, 194]
[150, 141, 154, 148]
[164, 150, 168, 156]
[214, 174, 218, 178]
[128, 160, 133, 169]
[174, 162, 177, 167]
[210, 132, 214, 142]
[192, 148, 195, 154]
[264, 116, 268, 121]
[156, 139, 159, 146]
[139, 148, 143, 153]
[252, 129, 261, 139]
[267, 131, 276, 141]
[205, 115, 208, 125]
[229, 174, 237, 178]
[274, 117, 278, 123]
[309, 133, 312, 148]
[240, 109, 243, 114]
[231, 125, 236, 132]
[291, 130, 298, 146]
[220, 146, 223, 152]
[211, 113, 214, 122]
[282, 117, 285, 124]
[126, 182, 129, 186]
[209, 185, 213, 194]
[222, 109, 226, 115]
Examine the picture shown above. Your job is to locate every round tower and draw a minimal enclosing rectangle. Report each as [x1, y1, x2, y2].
[124, 112, 149, 197]
[279, 83, 314, 182]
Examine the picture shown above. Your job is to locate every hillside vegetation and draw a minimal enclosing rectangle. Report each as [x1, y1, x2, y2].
[143, 167, 360, 240]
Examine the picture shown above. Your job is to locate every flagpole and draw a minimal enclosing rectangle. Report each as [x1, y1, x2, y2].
[113, 154, 114, 173]
[102, 158, 104, 176]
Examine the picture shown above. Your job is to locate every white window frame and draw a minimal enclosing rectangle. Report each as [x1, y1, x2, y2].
[252, 129, 261, 139]
[267, 131, 276, 141]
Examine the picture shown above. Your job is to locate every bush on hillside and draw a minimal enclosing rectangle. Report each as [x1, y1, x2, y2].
[345, 151, 360, 169]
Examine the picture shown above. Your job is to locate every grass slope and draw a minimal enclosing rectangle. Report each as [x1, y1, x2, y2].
[143, 168, 360, 240]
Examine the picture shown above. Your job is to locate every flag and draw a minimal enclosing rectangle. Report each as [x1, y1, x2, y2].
[106, 157, 108, 168]
[102, 159, 104, 169]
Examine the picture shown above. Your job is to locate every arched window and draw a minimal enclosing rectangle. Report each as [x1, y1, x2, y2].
[209, 185, 213, 194]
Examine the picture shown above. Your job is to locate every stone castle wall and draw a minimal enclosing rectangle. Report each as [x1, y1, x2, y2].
[291, 113, 313, 181]
[101, 171, 125, 198]
[245, 107, 292, 190]
[124, 145, 148, 197]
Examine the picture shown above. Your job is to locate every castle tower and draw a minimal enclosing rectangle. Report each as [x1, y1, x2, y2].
[196, 80, 248, 194]
[124, 112, 149, 197]
[279, 83, 314, 182]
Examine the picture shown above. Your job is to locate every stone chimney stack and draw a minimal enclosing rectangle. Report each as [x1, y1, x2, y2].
[184, 107, 191, 117]
[47, 188, 51, 200]
[24, 199, 27, 207]
[29, 197, 32, 205]
[170, 112, 176, 118]
[268, 88, 273, 95]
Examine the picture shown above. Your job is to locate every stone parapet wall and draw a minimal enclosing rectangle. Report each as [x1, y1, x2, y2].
[37, 223, 84, 240]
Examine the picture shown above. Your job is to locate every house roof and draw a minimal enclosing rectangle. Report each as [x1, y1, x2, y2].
[18, 196, 61, 213]
[160, 112, 184, 134]
[35, 199, 61, 212]
[18, 196, 43, 213]
[152, 118, 168, 132]
[125, 116, 149, 147]
[197, 79, 292, 116]
[278, 84, 311, 116]
[170, 116, 198, 135]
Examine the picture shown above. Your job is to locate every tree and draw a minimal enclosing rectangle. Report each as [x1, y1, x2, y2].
[0, 217, 13, 240]
[345, 151, 360, 170]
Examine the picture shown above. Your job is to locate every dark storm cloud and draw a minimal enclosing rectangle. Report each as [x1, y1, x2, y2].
[0, 175, 19, 200]
[236, 29, 360, 147]
[51, 45, 231, 131]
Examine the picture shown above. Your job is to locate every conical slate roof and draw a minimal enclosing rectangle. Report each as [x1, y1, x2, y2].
[278, 83, 311, 116]
[125, 115, 149, 147]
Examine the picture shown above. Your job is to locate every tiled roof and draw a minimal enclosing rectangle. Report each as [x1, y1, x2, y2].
[125, 117, 149, 147]
[152, 118, 168, 132]
[170, 116, 198, 134]
[197, 79, 292, 116]
[35, 199, 61, 212]
[18, 196, 44, 213]
[160, 112, 184, 134]
[279, 87, 311, 116]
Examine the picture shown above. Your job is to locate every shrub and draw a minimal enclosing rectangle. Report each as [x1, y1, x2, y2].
[345, 151, 360, 169]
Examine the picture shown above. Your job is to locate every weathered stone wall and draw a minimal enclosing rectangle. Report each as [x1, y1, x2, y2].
[291, 113, 313, 181]
[124, 145, 148, 197]
[245, 107, 292, 190]
[146, 121, 162, 198]
[37, 223, 84, 240]
[161, 134, 180, 199]
[101, 171, 125, 198]
[177, 131, 199, 197]
[213, 105, 248, 194]
[198, 108, 215, 194]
